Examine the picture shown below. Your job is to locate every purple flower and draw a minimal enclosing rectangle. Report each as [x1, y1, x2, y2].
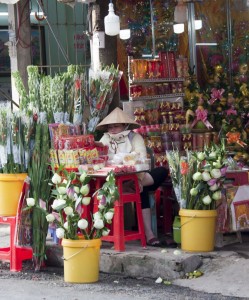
[207, 178, 217, 186]
[220, 167, 227, 177]
[100, 195, 107, 206]
[66, 187, 74, 200]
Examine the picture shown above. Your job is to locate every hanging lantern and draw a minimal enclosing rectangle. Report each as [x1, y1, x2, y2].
[104, 1, 120, 36]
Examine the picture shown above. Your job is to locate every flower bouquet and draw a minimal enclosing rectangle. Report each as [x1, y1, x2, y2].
[87, 64, 123, 133]
[166, 140, 227, 210]
[46, 169, 119, 240]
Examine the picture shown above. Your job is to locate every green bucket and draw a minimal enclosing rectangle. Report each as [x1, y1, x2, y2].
[173, 216, 181, 244]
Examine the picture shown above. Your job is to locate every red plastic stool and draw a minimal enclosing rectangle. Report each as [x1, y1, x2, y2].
[94, 174, 146, 251]
[0, 180, 33, 271]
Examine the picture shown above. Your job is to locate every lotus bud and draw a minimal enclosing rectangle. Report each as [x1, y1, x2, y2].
[104, 211, 114, 220]
[66, 187, 74, 199]
[74, 186, 80, 194]
[56, 228, 65, 239]
[209, 183, 219, 191]
[202, 171, 211, 181]
[211, 168, 221, 179]
[26, 197, 35, 207]
[192, 172, 202, 181]
[94, 219, 104, 229]
[197, 152, 205, 161]
[64, 206, 73, 216]
[64, 221, 68, 230]
[78, 219, 88, 230]
[80, 184, 90, 196]
[51, 173, 62, 184]
[202, 195, 212, 205]
[99, 195, 107, 206]
[212, 190, 222, 200]
[80, 171, 87, 183]
[62, 179, 68, 184]
[102, 228, 110, 236]
[209, 151, 217, 159]
[213, 161, 222, 169]
[51, 199, 66, 210]
[58, 186, 67, 195]
[93, 211, 102, 220]
[46, 213, 55, 223]
[220, 167, 227, 176]
[207, 178, 217, 186]
[190, 188, 198, 196]
[82, 196, 91, 205]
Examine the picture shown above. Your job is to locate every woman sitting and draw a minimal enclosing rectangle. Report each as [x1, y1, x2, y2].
[95, 107, 168, 247]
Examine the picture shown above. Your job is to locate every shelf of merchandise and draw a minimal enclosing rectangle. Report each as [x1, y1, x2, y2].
[129, 92, 185, 101]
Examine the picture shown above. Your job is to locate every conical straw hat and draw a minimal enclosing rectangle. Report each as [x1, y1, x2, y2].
[96, 107, 140, 131]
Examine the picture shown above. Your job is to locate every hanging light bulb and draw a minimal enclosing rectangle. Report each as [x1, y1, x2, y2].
[104, 1, 120, 36]
[173, 23, 184, 34]
[119, 29, 131, 40]
[195, 20, 202, 30]
[174, 0, 188, 23]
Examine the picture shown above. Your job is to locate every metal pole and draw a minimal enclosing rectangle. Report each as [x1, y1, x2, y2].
[188, 2, 197, 75]
[226, 0, 232, 86]
[149, 0, 155, 57]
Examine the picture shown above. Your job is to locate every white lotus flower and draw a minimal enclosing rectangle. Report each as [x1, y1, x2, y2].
[197, 152, 205, 161]
[64, 206, 73, 216]
[210, 168, 221, 179]
[192, 172, 202, 181]
[80, 184, 90, 196]
[190, 188, 198, 196]
[58, 186, 67, 195]
[51, 199, 66, 210]
[212, 190, 222, 200]
[209, 151, 217, 159]
[56, 228, 65, 239]
[62, 179, 68, 184]
[78, 219, 88, 230]
[202, 195, 212, 205]
[93, 211, 102, 220]
[202, 171, 211, 181]
[51, 173, 62, 184]
[46, 213, 55, 223]
[26, 197, 35, 207]
[94, 219, 104, 229]
[64, 221, 68, 230]
[74, 186, 80, 194]
[79, 171, 87, 182]
[102, 228, 110, 236]
[104, 211, 114, 220]
[82, 197, 91, 205]
[209, 183, 218, 191]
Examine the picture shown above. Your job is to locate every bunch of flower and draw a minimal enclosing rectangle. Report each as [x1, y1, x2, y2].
[87, 64, 123, 132]
[45, 169, 119, 240]
[167, 140, 227, 210]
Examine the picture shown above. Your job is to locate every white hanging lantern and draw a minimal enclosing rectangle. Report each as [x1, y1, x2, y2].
[104, 1, 120, 36]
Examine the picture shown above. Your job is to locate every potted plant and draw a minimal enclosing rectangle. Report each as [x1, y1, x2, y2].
[167, 140, 227, 252]
[45, 168, 119, 283]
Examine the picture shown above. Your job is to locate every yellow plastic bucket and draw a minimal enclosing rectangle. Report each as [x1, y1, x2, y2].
[62, 238, 102, 283]
[179, 209, 217, 252]
[0, 173, 27, 216]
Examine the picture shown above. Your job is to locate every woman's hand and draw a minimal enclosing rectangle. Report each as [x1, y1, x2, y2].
[95, 141, 105, 147]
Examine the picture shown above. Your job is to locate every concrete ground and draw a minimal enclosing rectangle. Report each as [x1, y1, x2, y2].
[1, 224, 249, 299]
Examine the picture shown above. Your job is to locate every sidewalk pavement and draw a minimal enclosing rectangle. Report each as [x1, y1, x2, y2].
[1, 224, 249, 299]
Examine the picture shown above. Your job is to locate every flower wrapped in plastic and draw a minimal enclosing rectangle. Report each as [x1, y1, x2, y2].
[87, 64, 123, 133]
[166, 140, 227, 210]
